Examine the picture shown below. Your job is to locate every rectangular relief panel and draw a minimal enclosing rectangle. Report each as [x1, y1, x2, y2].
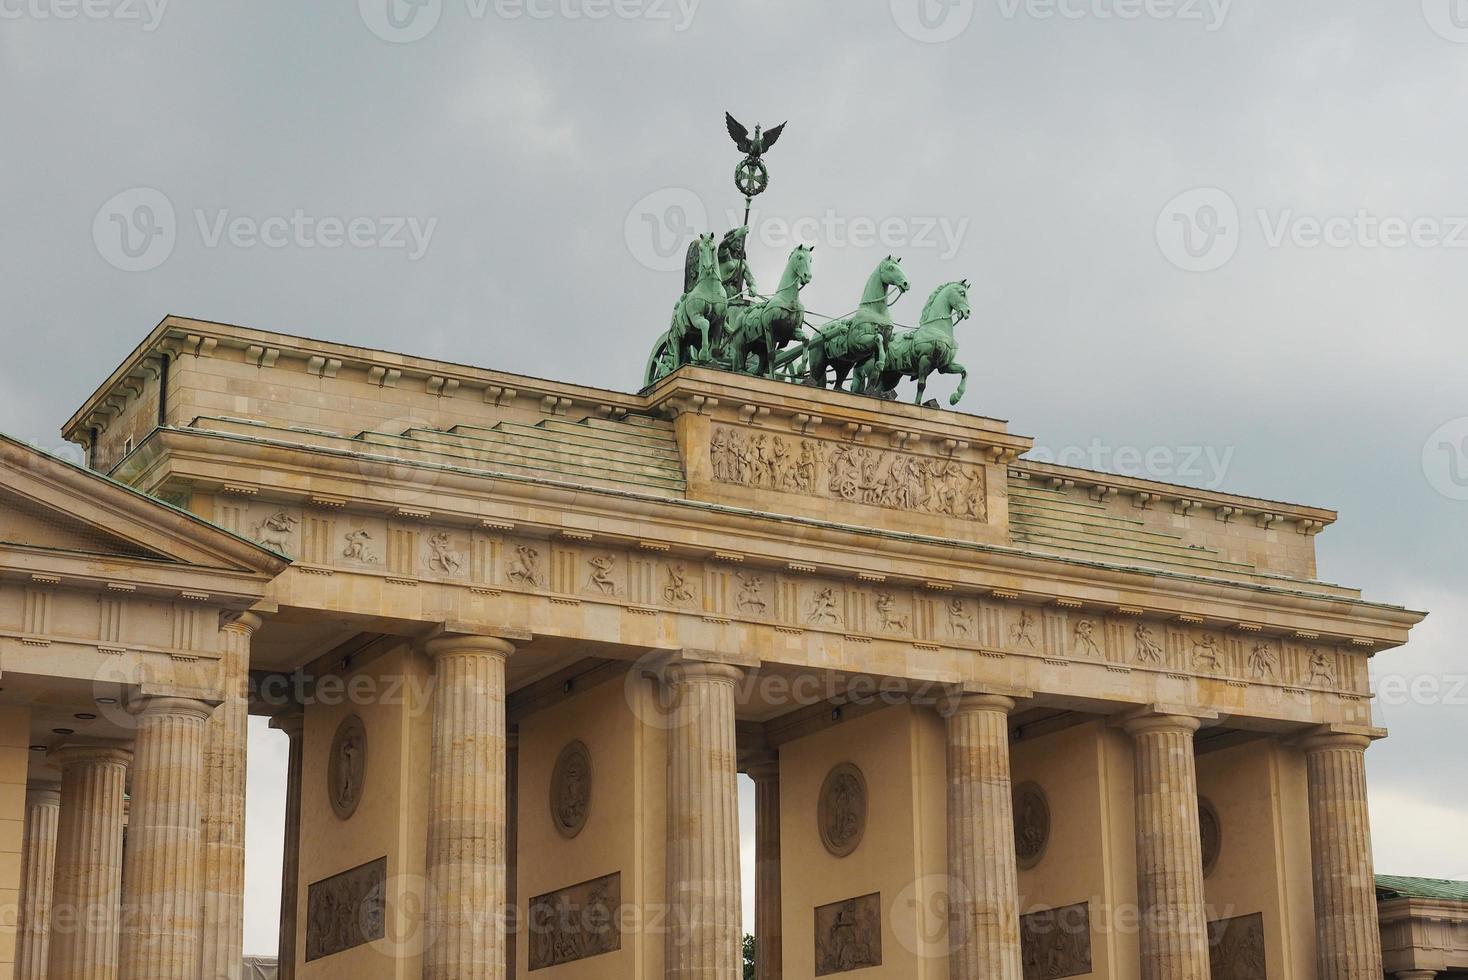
[305, 856, 387, 962]
[1020, 901, 1092, 980]
[1208, 912, 1267, 980]
[528, 872, 622, 971]
[814, 892, 883, 976]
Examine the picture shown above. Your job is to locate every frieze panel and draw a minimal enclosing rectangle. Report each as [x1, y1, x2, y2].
[1208, 912, 1266, 980]
[305, 857, 386, 962]
[814, 893, 882, 976]
[710, 425, 987, 521]
[1020, 902, 1092, 980]
[528, 873, 622, 971]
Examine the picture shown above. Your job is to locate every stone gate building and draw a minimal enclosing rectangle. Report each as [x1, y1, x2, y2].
[0, 315, 1429, 979]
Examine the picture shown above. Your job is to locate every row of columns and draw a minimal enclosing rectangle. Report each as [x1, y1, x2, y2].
[13, 613, 260, 980]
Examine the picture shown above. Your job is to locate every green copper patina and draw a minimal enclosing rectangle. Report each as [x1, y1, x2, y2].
[723, 244, 814, 378]
[866, 279, 972, 406]
[797, 256, 909, 393]
[643, 113, 975, 409]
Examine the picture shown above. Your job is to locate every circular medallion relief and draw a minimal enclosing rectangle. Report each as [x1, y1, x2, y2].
[550, 741, 593, 839]
[818, 763, 868, 858]
[328, 715, 367, 821]
[1012, 782, 1051, 870]
[1199, 797, 1222, 877]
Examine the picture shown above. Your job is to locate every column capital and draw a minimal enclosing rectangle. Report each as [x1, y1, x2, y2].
[944, 692, 1019, 716]
[268, 710, 305, 739]
[25, 782, 61, 806]
[52, 742, 133, 769]
[220, 610, 266, 636]
[743, 748, 779, 783]
[424, 633, 518, 661]
[1297, 723, 1385, 755]
[1117, 703, 1216, 738]
[127, 693, 216, 723]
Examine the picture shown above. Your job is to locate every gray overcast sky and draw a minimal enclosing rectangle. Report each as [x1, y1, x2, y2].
[4, 0, 1466, 954]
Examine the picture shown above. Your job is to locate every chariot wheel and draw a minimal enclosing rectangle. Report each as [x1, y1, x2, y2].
[644, 333, 679, 388]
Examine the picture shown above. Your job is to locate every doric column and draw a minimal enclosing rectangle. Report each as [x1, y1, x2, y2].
[746, 750, 782, 980]
[946, 694, 1022, 979]
[506, 728, 519, 980]
[1123, 711, 1210, 980]
[664, 661, 744, 980]
[119, 695, 216, 980]
[424, 634, 515, 980]
[1302, 730, 1383, 980]
[269, 711, 304, 980]
[200, 611, 261, 980]
[1394, 972, 1439, 980]
[49, 744, 131, 980]
[17, 783, 61, 980]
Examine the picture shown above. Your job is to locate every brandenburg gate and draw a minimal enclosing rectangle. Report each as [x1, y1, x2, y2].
[0, 312, 1422, 979]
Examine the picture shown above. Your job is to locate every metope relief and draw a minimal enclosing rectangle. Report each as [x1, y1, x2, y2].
[550, 741, 592, 839]
[818, 763, 867, 858]
[305, 857, 386, 962]
[584, 554, 623, 597]
[528, 873, 622, 971]
[342, 528, 380, 564]
[814, 893, 882, 976]
[506, 544, 545, 589]
[709, 425, 987, 521]
[662, 562, 697, 606]
[1208, 913, 1267, 980]
[1020, 902, 1092, 980]
[735, 572, 769, 616]
[423, 532, 467, 577]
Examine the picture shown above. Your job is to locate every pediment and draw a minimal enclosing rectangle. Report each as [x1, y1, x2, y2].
[0, 435, 288, 575]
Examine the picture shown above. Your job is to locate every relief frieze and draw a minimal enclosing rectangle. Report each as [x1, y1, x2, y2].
[710, 425, 987, 521]
[528, 873, 622, 971]
[305, 857, 386, 962]
[1020, 902, 1092, 980]
[814, 893, 882, 976]
[1208, 912, 1267, 980]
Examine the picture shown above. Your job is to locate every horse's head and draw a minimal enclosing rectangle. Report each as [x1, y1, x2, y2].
[878, 255, 910, 296]
[920, 280, 973, 327]
[788, 244, 814, 288]
[696, 233, 719, 275]
[948, 279, 973, 322]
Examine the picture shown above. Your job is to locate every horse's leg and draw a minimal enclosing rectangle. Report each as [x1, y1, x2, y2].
[914, 354, 933, 405]
[942, 360, 969, 406]
[695, 313, 710, 363]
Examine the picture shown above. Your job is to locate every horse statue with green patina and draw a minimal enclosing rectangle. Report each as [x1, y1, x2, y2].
[721, 244, 814, 378]
[797, 255, 909, 392]
[644, 233, 729, 387]
[865, 279, 972, 406]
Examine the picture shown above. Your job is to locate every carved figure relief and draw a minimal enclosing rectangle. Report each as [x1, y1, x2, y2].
[305, 857, 387, 962]
[807, 587, 842, 627]
[328, 715, 367, 821]
[528, 873, 622, 970]
[1020, 903, 1093, 980]
[550, 741, 593, 839]
[1208, 912, 1267, 980]
[1305, 650, 1335, 686]
[1193, 634, 1224, 671]
[663, 563, 696, 605]
[424, 532, 465, 576]
[585, 555, 620, 596]
[1072, 620, 1101, 658]
[710, 425, 986, 521]
[814, 893, 882, 976]
[736, 572, 767, 614]
[1011, 610, 1038, 649]
[1248, 641, 1278, 680]
[507, 544, 543, 588]
[252, 511, 299, 555]
[818, 763, 867, 858]
[1199, 797, 1222, 877]
[1013, 782, 1051, 870]
[874, 592, 909, 632]
[1134, 623, 1165, 665]
[947, 598, 974, 638]
[342, 529, 378, 563]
